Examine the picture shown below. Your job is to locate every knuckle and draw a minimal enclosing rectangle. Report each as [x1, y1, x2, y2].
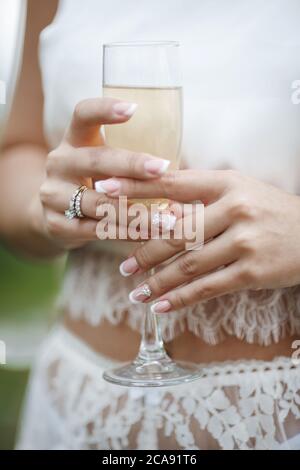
[193, 283, 215, 300]
[73, 99, 89, 123]
[161, 171, 177, 195]
[171, 291, 187, 309]
[149, 273, 165, 296]
[89, 194, 101, 218]
[46, 213, 63, 237]
[177, 252, 199, 277]
[88, 147, 102, 172]
[126, 177, 138, 196]
[39, 182, 52, 205]
[46, 150, 60, 175]
[233, 231, 255, 253]
[239, 264, 259, 285]
[95, 193, 104, 208]
[135, 245, 153, 270]
[126, 151, 140, 175]
[228, 196, 253, 220]
[165, 236, 184, 250]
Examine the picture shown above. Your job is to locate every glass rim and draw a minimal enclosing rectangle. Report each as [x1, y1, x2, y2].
[103, 40, 180, 49]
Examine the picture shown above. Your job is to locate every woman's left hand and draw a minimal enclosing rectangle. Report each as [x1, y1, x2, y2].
[101, 169, 300, 312]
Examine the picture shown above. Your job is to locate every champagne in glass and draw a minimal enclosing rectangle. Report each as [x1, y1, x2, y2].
[103, 86, 182, 169]
[102, 41, 201, 387]
[104, 85, 182, 207]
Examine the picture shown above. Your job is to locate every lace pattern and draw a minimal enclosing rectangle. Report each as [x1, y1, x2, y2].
[57, 247, 300, 346]
[17, 326, 300, 450]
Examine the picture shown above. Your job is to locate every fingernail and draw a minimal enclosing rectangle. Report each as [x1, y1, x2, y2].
[95, 178, 121, 195]
[113, 101, 138, 117]
[119, 256, 139, 277]
[152, 213, 177, 231]
[129, 284, 152, 304]
[151, 300, 172, 314]
[144, 159, 170, 176]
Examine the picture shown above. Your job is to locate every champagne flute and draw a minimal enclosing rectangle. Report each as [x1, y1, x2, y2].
[102, 41, 201, 387]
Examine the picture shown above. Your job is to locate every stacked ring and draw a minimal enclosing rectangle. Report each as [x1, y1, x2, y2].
[65, 185, 87, 220]
[75, 186, 88, 218]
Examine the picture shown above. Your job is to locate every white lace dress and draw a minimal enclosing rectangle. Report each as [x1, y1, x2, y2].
[17, 0, 300, 450]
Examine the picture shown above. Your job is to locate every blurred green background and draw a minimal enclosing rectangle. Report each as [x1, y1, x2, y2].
[0, 0, 63, 450]
[0, 243, 62, 449]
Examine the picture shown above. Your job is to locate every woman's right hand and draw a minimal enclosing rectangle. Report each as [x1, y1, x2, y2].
[31, 97, 171, 252]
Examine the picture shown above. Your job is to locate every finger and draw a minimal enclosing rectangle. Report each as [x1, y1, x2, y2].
[51, 145, 171, 180]
[128, 233, 237, 303]
[40, 180, 120, 220]
[150, 263, 242, 313]
[42, 180, 179, 240]
[96, 200, 178, 242]
[99, 169, 236, 202]
[65, 97, 138, 147]
[119, 198, 231, 275]
[45, 210, 98, 242]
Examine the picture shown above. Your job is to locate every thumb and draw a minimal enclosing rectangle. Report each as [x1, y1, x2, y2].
[64, 97, 137, 147]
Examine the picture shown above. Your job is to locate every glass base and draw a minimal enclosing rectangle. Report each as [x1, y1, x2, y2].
[103, 356, 202, 387]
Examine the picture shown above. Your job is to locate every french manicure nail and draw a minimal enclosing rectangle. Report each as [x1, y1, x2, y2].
[144, 159, 170, 176]
[95, 179, 121, 195]
[151, 300, 172, 314]
[113, 101, 138, 117]
[119, 256, 139, 277]
[129, 284, 152, 304]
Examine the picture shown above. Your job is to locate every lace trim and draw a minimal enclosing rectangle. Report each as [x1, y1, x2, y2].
[17, 326, 300, 450]
[56, 248, 300, 345]
[47, 326, 300, 378]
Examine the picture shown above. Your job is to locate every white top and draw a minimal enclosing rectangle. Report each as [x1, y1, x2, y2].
[40, 0, 300, 192]
[17, 325, 300, 449]
[39, 0, 300, 345]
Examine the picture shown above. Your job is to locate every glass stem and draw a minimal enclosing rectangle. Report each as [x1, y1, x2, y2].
[136, 268, 171, 363]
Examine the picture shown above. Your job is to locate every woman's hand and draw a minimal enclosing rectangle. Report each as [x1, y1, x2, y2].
[103, 169, 300, 311]
[29, 97, 171, 252]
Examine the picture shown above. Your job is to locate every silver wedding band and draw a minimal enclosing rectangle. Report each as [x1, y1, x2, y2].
[65, 185, 88, 220]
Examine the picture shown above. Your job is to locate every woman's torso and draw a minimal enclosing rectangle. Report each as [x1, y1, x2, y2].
[39, 0, 300, 362]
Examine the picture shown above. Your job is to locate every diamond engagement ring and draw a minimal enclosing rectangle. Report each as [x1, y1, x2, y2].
[65, 185, 87, 220]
